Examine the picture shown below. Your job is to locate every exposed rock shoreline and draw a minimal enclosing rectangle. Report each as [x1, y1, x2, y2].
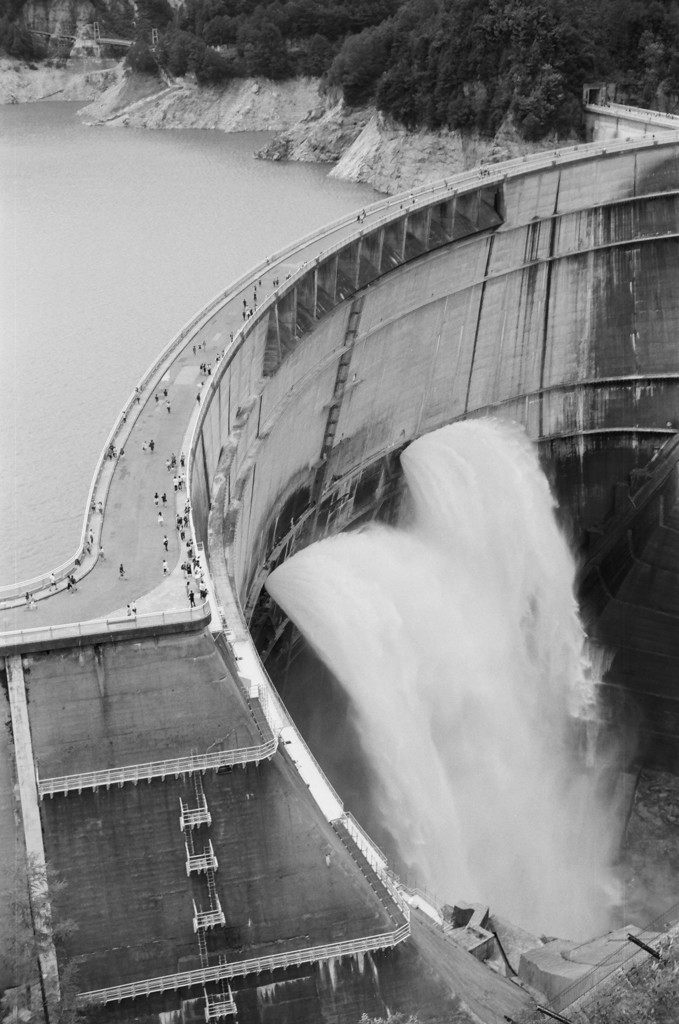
[255, 100, 547, 193]
[1, 56, 568, 194]
[79, 66, 326, 134]
[0, 56, 118, 103]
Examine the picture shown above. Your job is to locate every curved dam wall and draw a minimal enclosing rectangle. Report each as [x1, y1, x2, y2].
[584, 102, 679, 142]
[188, 138, 679, 619]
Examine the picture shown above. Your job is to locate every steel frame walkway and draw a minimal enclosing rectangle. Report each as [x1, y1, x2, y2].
[37, 739, 277, 797]
[77, 924, 411, 1005]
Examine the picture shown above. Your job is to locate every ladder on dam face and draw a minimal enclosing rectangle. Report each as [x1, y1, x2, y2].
[185, 835, 219, 876]
[203, 984, 237, 1020]
[319, 295, 364, 463]
[192, 896, 225, 931]
[197, 928, 209, 967]
[180, 773, 211, 829]
[192, 866, 225, 931]
[183, 772, 225, 931]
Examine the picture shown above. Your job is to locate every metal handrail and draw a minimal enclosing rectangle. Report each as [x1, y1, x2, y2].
[341, 812, 409, 920]
[587, 101, 679, 124]
[204, 989, 237, 1019]
[77, 922, 410, 1005]
[0, 603, 211, 651]
[38, 737, 277, 797]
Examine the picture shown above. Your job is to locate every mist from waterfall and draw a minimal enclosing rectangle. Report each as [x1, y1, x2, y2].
[265, 420, 622, 939]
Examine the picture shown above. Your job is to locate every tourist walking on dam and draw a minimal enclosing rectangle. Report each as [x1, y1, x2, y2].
[163, 536, 169, 552]
[162, 559, 168, 576]
[119, 564, 125, 579]
[157, 511, 164, 527]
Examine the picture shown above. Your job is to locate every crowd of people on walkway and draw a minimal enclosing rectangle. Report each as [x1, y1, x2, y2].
[105, 442, 123, 460]
[21, 267, 290, 617]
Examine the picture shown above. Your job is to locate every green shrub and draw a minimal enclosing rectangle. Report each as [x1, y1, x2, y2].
[328, 20, 394, 105]
[195, 45, 233, 83]
[125, 40, 159, 74]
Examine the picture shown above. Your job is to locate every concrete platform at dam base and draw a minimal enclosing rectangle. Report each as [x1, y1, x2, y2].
[4, 102, 679, 1023]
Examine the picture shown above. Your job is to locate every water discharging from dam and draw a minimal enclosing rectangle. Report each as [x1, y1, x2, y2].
[266, 420, 622, 939]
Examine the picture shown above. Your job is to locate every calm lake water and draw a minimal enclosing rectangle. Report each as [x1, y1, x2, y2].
[0, 102, 377, 584]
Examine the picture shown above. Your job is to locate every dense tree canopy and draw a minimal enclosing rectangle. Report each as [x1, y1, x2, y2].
[152, 0, 679, 137]
[6, 0, 679, 140]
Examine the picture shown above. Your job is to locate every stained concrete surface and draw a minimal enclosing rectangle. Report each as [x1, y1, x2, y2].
[592, 495, 679, 768]
[43, 750, 399, 992]
[24, 631, 263, 778]
[81, 943, 474, 1024]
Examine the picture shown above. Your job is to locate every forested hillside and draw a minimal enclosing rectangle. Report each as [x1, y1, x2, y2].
[4, 0, 679, 140]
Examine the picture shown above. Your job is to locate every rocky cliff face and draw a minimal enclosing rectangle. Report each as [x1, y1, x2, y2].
[257, 103, 547, 194]
[80, 71, 326, 133]
[22, 0, 133, 36]
[328, 114, 506, 193]
[256, 99, 373, 164]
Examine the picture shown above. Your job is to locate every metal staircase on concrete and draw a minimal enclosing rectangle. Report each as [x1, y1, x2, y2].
[185, 834, 219, 877]
[180, 774, 212, 830]
[203, 984, 237, 1020]
[318, 295, 364, 464]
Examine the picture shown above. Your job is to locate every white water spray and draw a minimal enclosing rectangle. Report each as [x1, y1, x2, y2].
[266, 420, 620, 938]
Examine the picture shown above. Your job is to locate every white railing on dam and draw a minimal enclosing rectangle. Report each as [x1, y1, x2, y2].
[0, 603, 211, 652]
[341, 812, 410, 920]
[37, 737, 278, 798]
[77, 922, 411, 1005]
[586, 101, 679, 128]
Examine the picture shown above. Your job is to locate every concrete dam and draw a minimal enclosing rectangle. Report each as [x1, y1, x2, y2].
[2, 113, 679, 1023]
